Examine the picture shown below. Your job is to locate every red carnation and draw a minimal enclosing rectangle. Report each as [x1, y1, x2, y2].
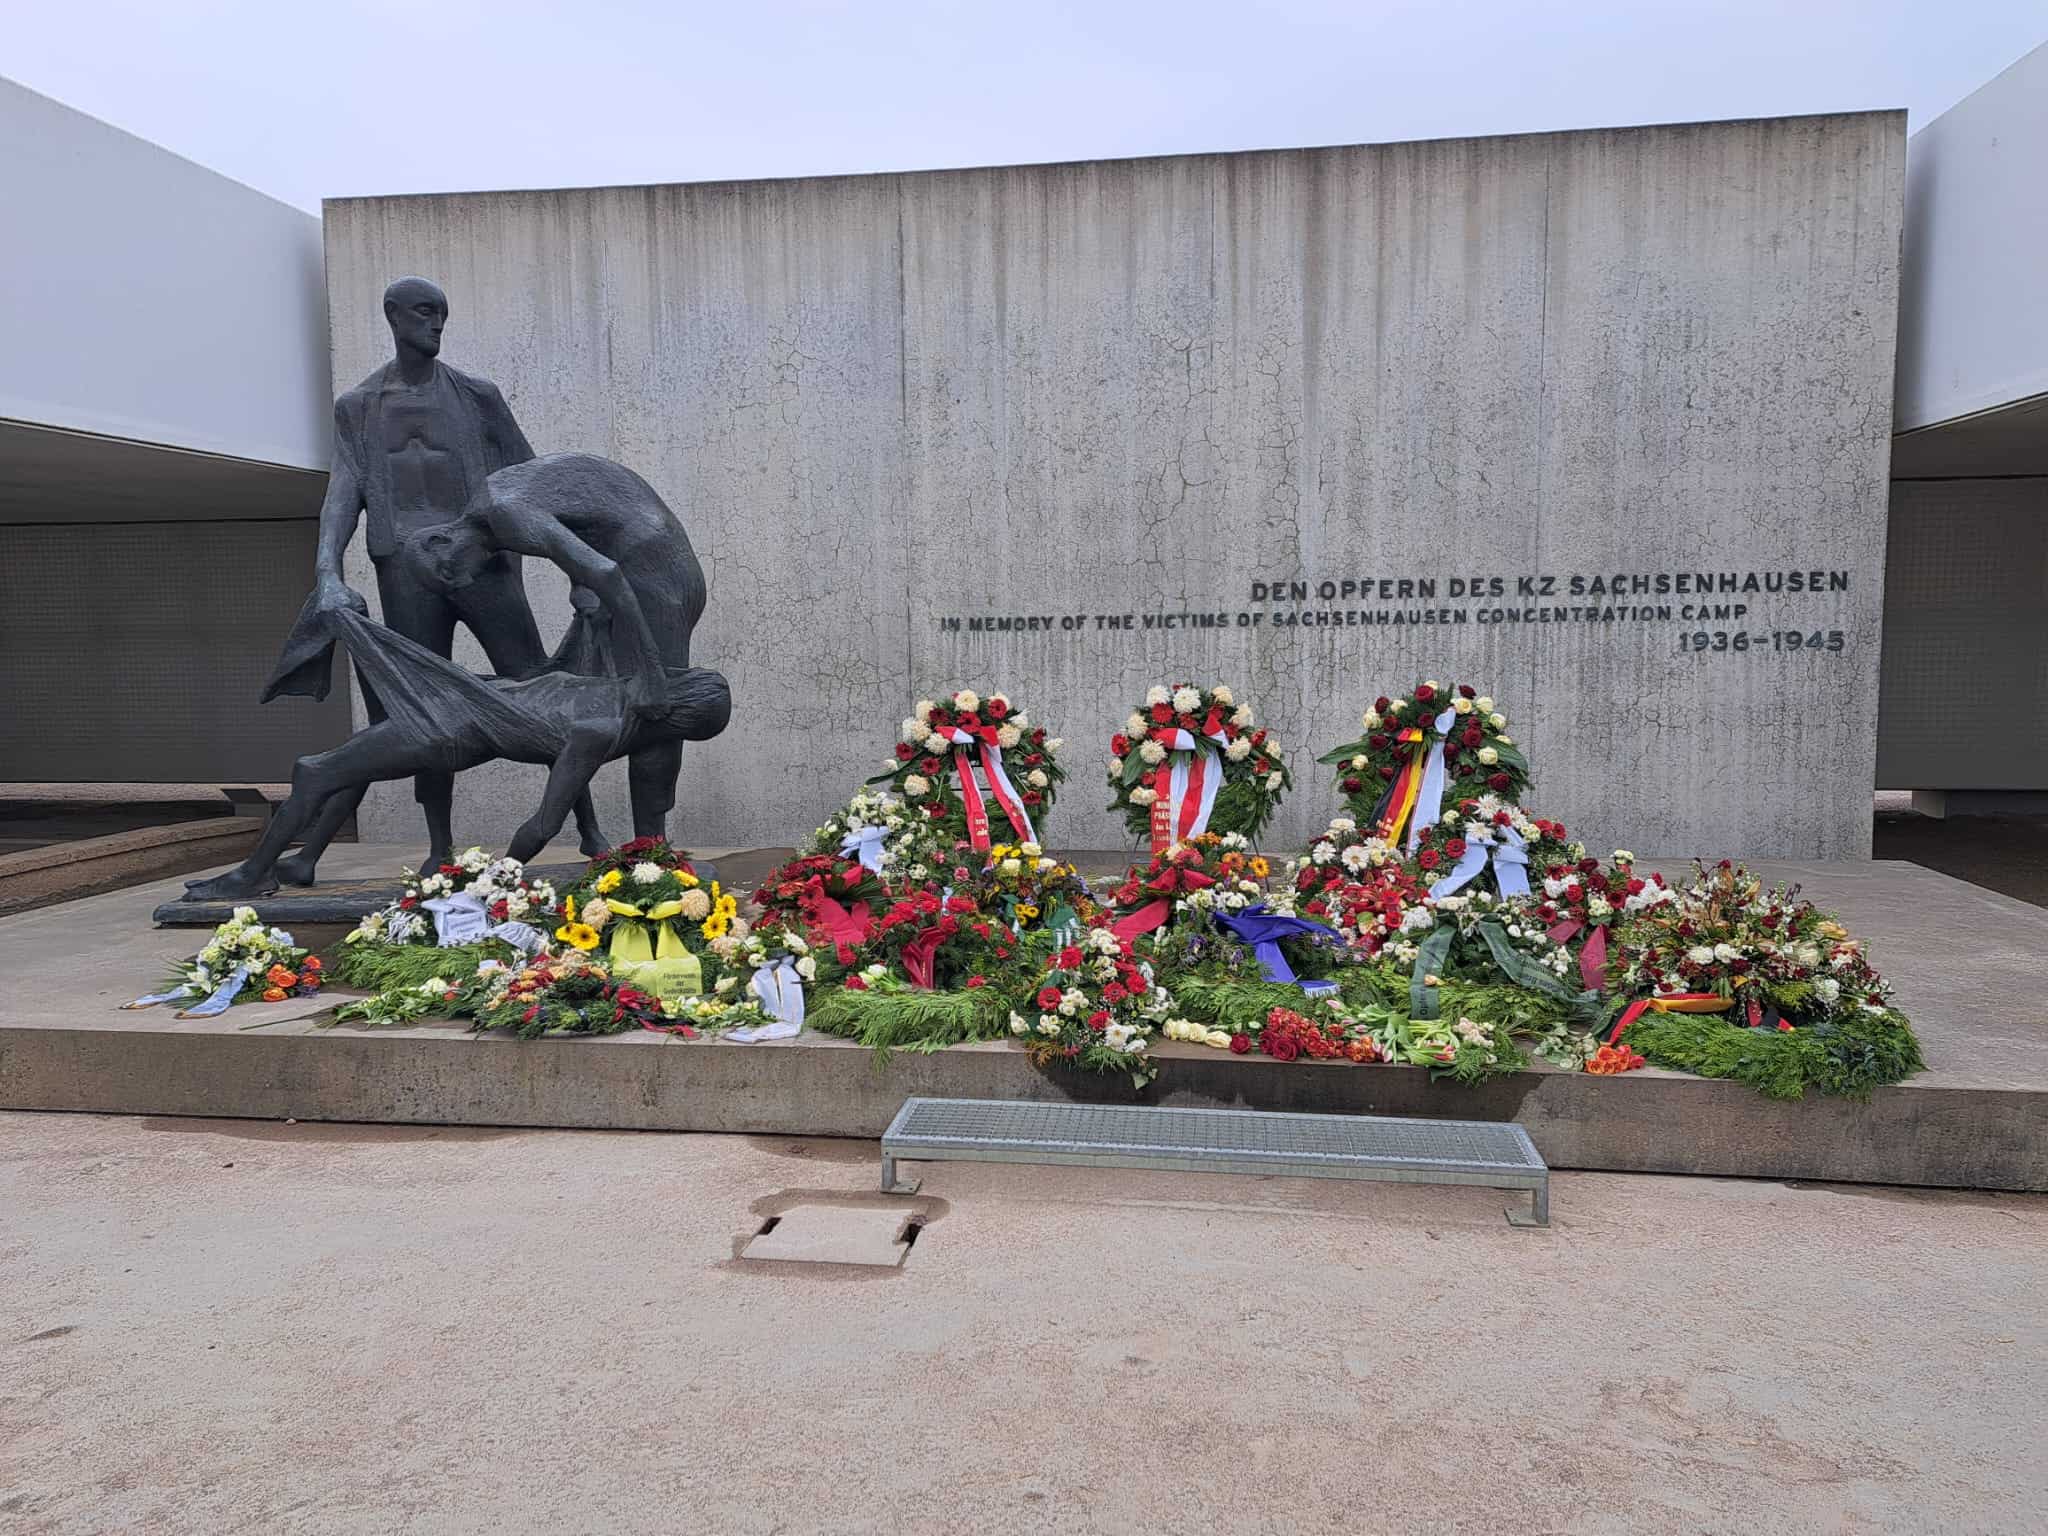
[845, 976, 868, 991]
[966, 975, 987, 989]
[1124, 970, 1148, 996]
[1031, 727, 1046, 744]
[1087, 1010, 1110, 1032]
[1037, 985, 1063, 1010]
[985, 698, 1008, 720]
[1251, 729, 1268, 748]
[1056, 946, 1082, 969]
[1445, 838, 1467, 859]
[1418, 850, 1441, 870]
[920, 755, 942, 775]
[894, 742, 915, 761]
[1255, 759, 1271, 774]
[1150, 702, 1174, 724]
[1022, 790, 1043, 806]
[1024, 753, 1044, 767]
[1414, 684, 1435, 703]
[1229, 1033, 1253, 1055]
[1488, 772, 1511, 791]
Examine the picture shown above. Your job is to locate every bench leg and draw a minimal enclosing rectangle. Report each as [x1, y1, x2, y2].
[1504, 1182, 1548, 1228]
[881, 1153, 921, 1196]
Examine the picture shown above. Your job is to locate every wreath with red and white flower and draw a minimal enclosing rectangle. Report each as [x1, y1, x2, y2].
[1006, 925, 1172, 1087]
[1317, 681, 1529, 841]
[870, 689, 1066, 851]
[1291, 816, 1424, 953]
[1106, 683, 1290, 848]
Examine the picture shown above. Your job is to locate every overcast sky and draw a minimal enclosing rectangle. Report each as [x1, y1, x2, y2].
[10, 0, 2047, 212]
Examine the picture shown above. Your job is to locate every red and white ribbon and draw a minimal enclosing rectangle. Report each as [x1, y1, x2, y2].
[930, 725, 1036, 852]
[1147, 725, 1228, 854]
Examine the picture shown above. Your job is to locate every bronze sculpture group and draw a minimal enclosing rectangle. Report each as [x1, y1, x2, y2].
[186, 278, 725, 900]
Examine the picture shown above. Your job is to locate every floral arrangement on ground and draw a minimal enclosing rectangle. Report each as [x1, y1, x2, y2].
[334, 847, 560, 992]
[126, 906, 323, 1016]
[283, 683, 1921, 1106]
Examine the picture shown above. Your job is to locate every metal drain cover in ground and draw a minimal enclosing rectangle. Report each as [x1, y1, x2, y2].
[741, 1206, 921, 1267]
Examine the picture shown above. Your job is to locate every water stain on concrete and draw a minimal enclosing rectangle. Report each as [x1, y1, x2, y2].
[139, 1117, 518, 1144]
[739, 1135, 874, 1166]
[1782, 1179, 2025, 1211]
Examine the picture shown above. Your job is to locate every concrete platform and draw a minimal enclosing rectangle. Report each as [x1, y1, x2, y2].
[0, 846, 2043, 1190]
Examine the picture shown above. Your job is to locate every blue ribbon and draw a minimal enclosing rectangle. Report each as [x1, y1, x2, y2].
[1431, 824, 1532, 900]
[1214, 905, 1342, 997]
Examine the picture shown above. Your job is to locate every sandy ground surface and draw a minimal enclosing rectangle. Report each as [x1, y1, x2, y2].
[3, 1112, 2044, 1535]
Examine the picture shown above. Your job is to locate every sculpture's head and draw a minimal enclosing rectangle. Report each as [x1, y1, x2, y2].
[655, 667, 732, 741]
[406, 518, 496, 593]
[383, 276, 448, 358]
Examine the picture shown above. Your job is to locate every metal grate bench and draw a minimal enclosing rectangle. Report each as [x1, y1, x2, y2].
[880, 1097, 1549, 1227]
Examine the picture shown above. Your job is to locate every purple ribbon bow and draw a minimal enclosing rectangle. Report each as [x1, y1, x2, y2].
[1214, 904, 1343, 996]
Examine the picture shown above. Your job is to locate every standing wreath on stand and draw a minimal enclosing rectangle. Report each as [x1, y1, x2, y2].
[1317, 681, 1529, 849]
[1105, 682, 1290, 850]
[870, 689, 1066, 853]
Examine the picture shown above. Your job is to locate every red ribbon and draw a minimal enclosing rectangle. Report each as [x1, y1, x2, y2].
[1112, 900, 1171, 940]
[1147, 765, 1174, 854]
[1547, 919, 1609, 993]
[1111, 865, 1212, 940]
[809, 891, 871, 948]
[1175, 747, 1209, 846]
[900, 926, 947, 989]
[951, 738, 1031, 853]
[954, 746, 992, 851]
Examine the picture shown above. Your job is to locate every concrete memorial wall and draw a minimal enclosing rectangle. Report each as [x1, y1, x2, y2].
[323, 111, 1904, 858]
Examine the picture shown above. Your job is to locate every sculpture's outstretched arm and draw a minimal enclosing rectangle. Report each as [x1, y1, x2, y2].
[494, 507, 667, 719]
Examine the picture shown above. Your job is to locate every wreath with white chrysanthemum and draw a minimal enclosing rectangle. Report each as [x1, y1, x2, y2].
[1316, 681, 1530, 839]
[870, 689, 1067, 849]
[1105, 682, 1290, 846]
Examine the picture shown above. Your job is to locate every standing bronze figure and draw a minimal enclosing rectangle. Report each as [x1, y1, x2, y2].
[262, 277, 605, 879]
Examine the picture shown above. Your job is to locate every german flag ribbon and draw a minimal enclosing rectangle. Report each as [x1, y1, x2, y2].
[1375, 727, 1427, 845]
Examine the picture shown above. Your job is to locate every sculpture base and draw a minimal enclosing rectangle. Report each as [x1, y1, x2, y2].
[151, 857, 719, 928]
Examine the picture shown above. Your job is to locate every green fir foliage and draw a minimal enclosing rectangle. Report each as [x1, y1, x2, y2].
[331, 939, 519, 995]
[1621, 1007, 1924, 1100]
[806, 985, 1012, 1059]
